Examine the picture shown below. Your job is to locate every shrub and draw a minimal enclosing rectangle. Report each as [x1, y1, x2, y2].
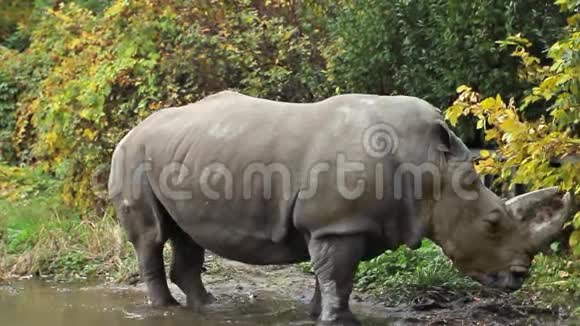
[1, 0, 328, 210]
[324, 0, 566, 145]
[445, 0, 579, 255]
[0, 69, 19, 161]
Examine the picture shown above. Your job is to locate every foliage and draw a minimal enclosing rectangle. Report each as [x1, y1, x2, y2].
[1, 0, 113, 50]
[0, 162, 59, 201]
[1, 0, 328, 210]
[0, 0, 572, 210]
[445, 1, 579, 255]
[326, 0, 565, 107]
[0, 69, 19, 161]
[0, 0, 34, 42]
[324, 0, 566, 145]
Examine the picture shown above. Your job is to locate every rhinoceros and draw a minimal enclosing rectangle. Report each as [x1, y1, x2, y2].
[108, 91, 572, 326]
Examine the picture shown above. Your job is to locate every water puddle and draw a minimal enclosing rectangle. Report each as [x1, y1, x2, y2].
[0, 280, 391, 326]
[0, 278, 575, 325]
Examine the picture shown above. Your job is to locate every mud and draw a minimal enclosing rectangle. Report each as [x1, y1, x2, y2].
[0, 256, 576, 325]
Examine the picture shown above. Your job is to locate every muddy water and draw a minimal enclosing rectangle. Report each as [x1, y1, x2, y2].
[0, 280, 392, 326]
[1, 256, 576, 326]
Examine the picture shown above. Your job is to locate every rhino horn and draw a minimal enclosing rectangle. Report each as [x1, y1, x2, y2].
[506, 187, 574, 251]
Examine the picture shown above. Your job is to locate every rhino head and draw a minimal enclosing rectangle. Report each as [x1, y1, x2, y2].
[428, 122, 573, 291]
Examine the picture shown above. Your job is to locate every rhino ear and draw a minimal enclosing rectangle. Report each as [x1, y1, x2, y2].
[432, 120, 470, 160]
[434, 120, 452, 153]
[506, 187, 573, 251]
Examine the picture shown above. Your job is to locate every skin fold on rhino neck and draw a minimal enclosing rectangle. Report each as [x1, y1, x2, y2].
[423, 198, 458, 259]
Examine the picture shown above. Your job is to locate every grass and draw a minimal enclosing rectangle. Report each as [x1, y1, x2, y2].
[520, 253, 580, 315]
[354, 240, 479, 306]
[0, 164, 137, 281]
[349, 241, 580, 318]
[0, 199, 138, 281]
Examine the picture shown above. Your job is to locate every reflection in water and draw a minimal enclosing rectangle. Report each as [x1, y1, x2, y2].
[0, 281, 388, 326]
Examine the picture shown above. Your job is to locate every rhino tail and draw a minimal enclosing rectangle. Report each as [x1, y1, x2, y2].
[144, 182, 172, 245]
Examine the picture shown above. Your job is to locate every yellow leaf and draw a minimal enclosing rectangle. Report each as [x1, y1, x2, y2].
[456, 85, 472, 93]
[79, 109, 92, 119]
[45, 131, 58, 149]
[224, 44, 239, 52]
[484, 129, 499, 141]
[82, 128, 97, 140]
[500, 119, 522, 134]
[480, 97, 497, 111]
[540, 76, 557, 91]
[480, 150, 491, 158]
[570, 230, 580, 247]
[445, 105, 464, 126]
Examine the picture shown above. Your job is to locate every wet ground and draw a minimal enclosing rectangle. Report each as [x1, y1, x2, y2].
[0, 258, 576, 325]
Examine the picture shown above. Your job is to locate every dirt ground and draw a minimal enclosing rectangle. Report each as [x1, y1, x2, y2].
[126, 255, 574, 326]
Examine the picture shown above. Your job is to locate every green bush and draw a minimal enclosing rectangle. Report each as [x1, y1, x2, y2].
[1, 0, 328, 210]
[324, 0, 566, 144]
[0, 70, 19, 161]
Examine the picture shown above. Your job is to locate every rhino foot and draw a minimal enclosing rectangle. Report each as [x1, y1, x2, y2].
[317, 309, 361, 326]
[308, 235, 365, 326]
[149, 296, 180, 307]
[187, 291, 216, 307]
[316, 316, 362, 326]
[317, 322, 361, 326]
[169, 223, 216, 308]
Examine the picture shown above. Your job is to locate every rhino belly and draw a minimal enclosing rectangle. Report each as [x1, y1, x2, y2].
[162, 198, 309, 265]
[180, 220, 309, 265]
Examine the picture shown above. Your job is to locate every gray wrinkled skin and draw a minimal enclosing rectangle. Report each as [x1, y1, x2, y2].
[109, 91, 571, 326]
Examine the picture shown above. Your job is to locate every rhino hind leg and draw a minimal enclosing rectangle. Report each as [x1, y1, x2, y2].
[169, 226, 215, 308]
[135, 240, 179, 306]
[308, 235, 365, 326]
[115, 195, 178, 307]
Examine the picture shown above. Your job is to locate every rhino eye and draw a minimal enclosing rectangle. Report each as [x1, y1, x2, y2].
[461, 168, 480, 188]
[485, 220, 500, 234]
[483, 213, 502, 234]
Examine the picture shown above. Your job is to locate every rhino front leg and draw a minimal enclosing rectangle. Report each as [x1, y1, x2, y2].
[169, 228, 215, 308]
[308, 235, 365, 326]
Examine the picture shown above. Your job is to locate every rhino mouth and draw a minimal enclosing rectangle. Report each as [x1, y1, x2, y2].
[470, 266, 529, 292]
